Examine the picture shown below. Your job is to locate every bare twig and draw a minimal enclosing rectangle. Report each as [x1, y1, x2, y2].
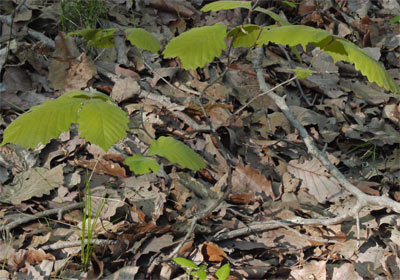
[2, 202, 84, 237]
[213, 200, 363, 241]
[277, 44, 311, 105]
[157, 216, 198, 263]
[41, 238, 118, 250]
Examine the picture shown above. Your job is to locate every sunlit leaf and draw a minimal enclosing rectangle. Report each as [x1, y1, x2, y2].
[216, 263, 230, 280]
[163, 24, 227, 69]
[67, 28, 117, 48]
[227, 25, 261, 48]
[257, 25, 332, 49]
[77, 99, 129, 152]
[290, 67, 316, 80]
[125, 28, 160, 53]
[390, 15, 400, 24]
[196, 265, 207, 280]
[283, 1, 297, 8]
[148, 136, 206, 170]
[1, 94, 84, 148]
[257, 25, 400, 93]
[124, 154, 160, 174]
[173, 257, 198, 269]
[201, 1, 250, 12]
[321, 38, 400, 93]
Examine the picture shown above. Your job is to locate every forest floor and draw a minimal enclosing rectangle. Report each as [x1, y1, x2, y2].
[0, 0, 400, 279]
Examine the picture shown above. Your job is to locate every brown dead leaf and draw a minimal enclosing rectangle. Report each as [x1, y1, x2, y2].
[73, 159, 126, 178]
[287, 157, 342, 203]
[64, 53, 97, 92]
[201, 242, 227, 262]
[384, 103, 400, 123]
[332, 263, 363, 280]
[2, 67, 33, 93]
[147, 0, 198, 18]
[111, 77, 141, 103]
[298, 0, 315, 16]
[231, 163, 275, 203]
[115, 64, 140, 79]
[282, 172, 300, 193]
[28, 232, 51, 249]
[8, 249, 55, 271]
[1, 164, 64, 205]
[290, 260, 327, 280]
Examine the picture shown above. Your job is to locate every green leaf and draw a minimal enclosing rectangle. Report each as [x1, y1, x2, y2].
[290, 67, 316, 80]
[67, 28, 117, 48]
[125, 28, 160, 53]
[390, 15, 400, 24]
[196, 265, 207, 280]
[1, 91, 130, 151]
[254, 7, 291, 25]
[77, 99, 129, 152]
[216, 263, 230, 280]
[124, 154, 160, 174]
[257, 25, 400, 93]
[148, 136, 206, 170]
[322, 38, 400, 93]
[201, 1, 251, 12]
[283, 1, 297, 8]
[173, 257, 198, 269]
[227, 25, 261, 48]
[257, 25, 332, 48]
[163, 24, 227, 69]
[1, 95, 84, 148]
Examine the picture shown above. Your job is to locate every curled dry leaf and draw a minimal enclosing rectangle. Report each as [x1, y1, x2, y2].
[201, 242, 227, 262]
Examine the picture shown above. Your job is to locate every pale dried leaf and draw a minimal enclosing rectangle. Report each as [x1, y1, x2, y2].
[232, 163, 275, 202]
[2, 164, 64, 205]
[290, 260, 326, 280]
[111, 77, 141, 103]
[287, 157, 341, 203]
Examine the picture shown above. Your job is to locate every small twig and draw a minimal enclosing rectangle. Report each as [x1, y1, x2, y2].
[232, 76, 296, 117]
[213, 200, 362, 241]
[157, 216, 198, 264]
[277, 44, 311, 106]
[140, 104, 154, 140]
[41, 238, 118, 250]
[2, 202, 84, 237]
[275, 220, 343, 244]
